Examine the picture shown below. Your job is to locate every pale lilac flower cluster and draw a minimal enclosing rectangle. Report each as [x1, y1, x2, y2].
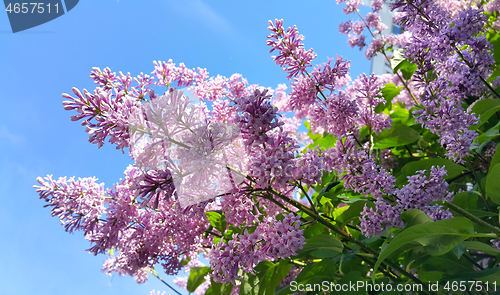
[221, 191, 261, 226]
[293, 148, 325, 186]
[210, 213, 305, 284]
[36, 165, 211, 284]
[65, 60, 256, 155]
[35, 175, 105, 234]
[288, 56, 351, 112]
[62, 87, 142, 151]
[266, 19, 317, 79]
[337, 0, 389, 58]
[100, 197, 208, 280]
[337, 0, 362, 14]
[90, 67, 117, 91]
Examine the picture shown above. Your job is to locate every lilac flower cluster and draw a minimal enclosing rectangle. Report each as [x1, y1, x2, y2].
[232, 89, 284, 147]
[337, 0, 404, 60]
[62, 87, 142, 151]
[130, 168, 175, 209]
[37, 3, 500, 288]
[266, 19, 317, 79]
[35, 175, 105, 234]
[210, 213, 305, 284]
[390, 0, 493, 163]
[351, 74, 392, 134]
[325, 137, 396, 199]
[36, 165, 210, 283]
[360, 166, 454, 237]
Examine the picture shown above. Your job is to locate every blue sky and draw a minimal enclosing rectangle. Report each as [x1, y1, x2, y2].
[0, 1, 370, 294]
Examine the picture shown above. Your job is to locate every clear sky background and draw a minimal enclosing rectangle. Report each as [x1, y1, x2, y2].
[0, 1, 371, 294]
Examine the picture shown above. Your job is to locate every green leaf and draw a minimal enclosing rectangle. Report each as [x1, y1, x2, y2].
[296, 234, 344, 259]
[206, 278, 233, 295]
[390, 107, 412, 125]
[486, 164, 500, 204]
[452, 243, 466, 259]
[400, 209, 433, 227]
[374, 217, 474, 275]
[374, 102, 386, 114]
[336, 271, 368, 295]
[396, 158, 466, 185]
[475, 122, 500, 146]
[445, 267, 500, 284]
[206, 211, 227, 232]
[373, 124, 420, 149]
[275, 260, 338, 294]
[453, 191, 479, 210]
[391, 48, 417, 80]
[295, 259, 338, 283]
[187, 266, 210, 293]
[303, 222, 328, 239]
[336, 200, 375, 226]
[463, 241, 500, 256]
[451, 192, 498, 218]
[470, 99, 500, 130]
[417, 251, 474, 282]
[319, 181, 341, 194]
[490, 144, 500, 171]
[304, 121, 338, 151]
[239, 261, 291, 295]
[381, 83, 402, 104]
[390, 48, 406, 72]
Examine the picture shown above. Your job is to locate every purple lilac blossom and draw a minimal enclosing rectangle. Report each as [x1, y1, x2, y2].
[266, 19, 317, 79]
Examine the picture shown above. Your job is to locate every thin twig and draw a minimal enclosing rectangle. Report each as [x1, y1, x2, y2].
[151, 271, 183, 295]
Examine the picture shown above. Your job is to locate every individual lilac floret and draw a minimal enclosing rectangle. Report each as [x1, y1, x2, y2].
[130, 169, 176, 209]
[233, 89, 284, 147]
[34, 175, 106, 234]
